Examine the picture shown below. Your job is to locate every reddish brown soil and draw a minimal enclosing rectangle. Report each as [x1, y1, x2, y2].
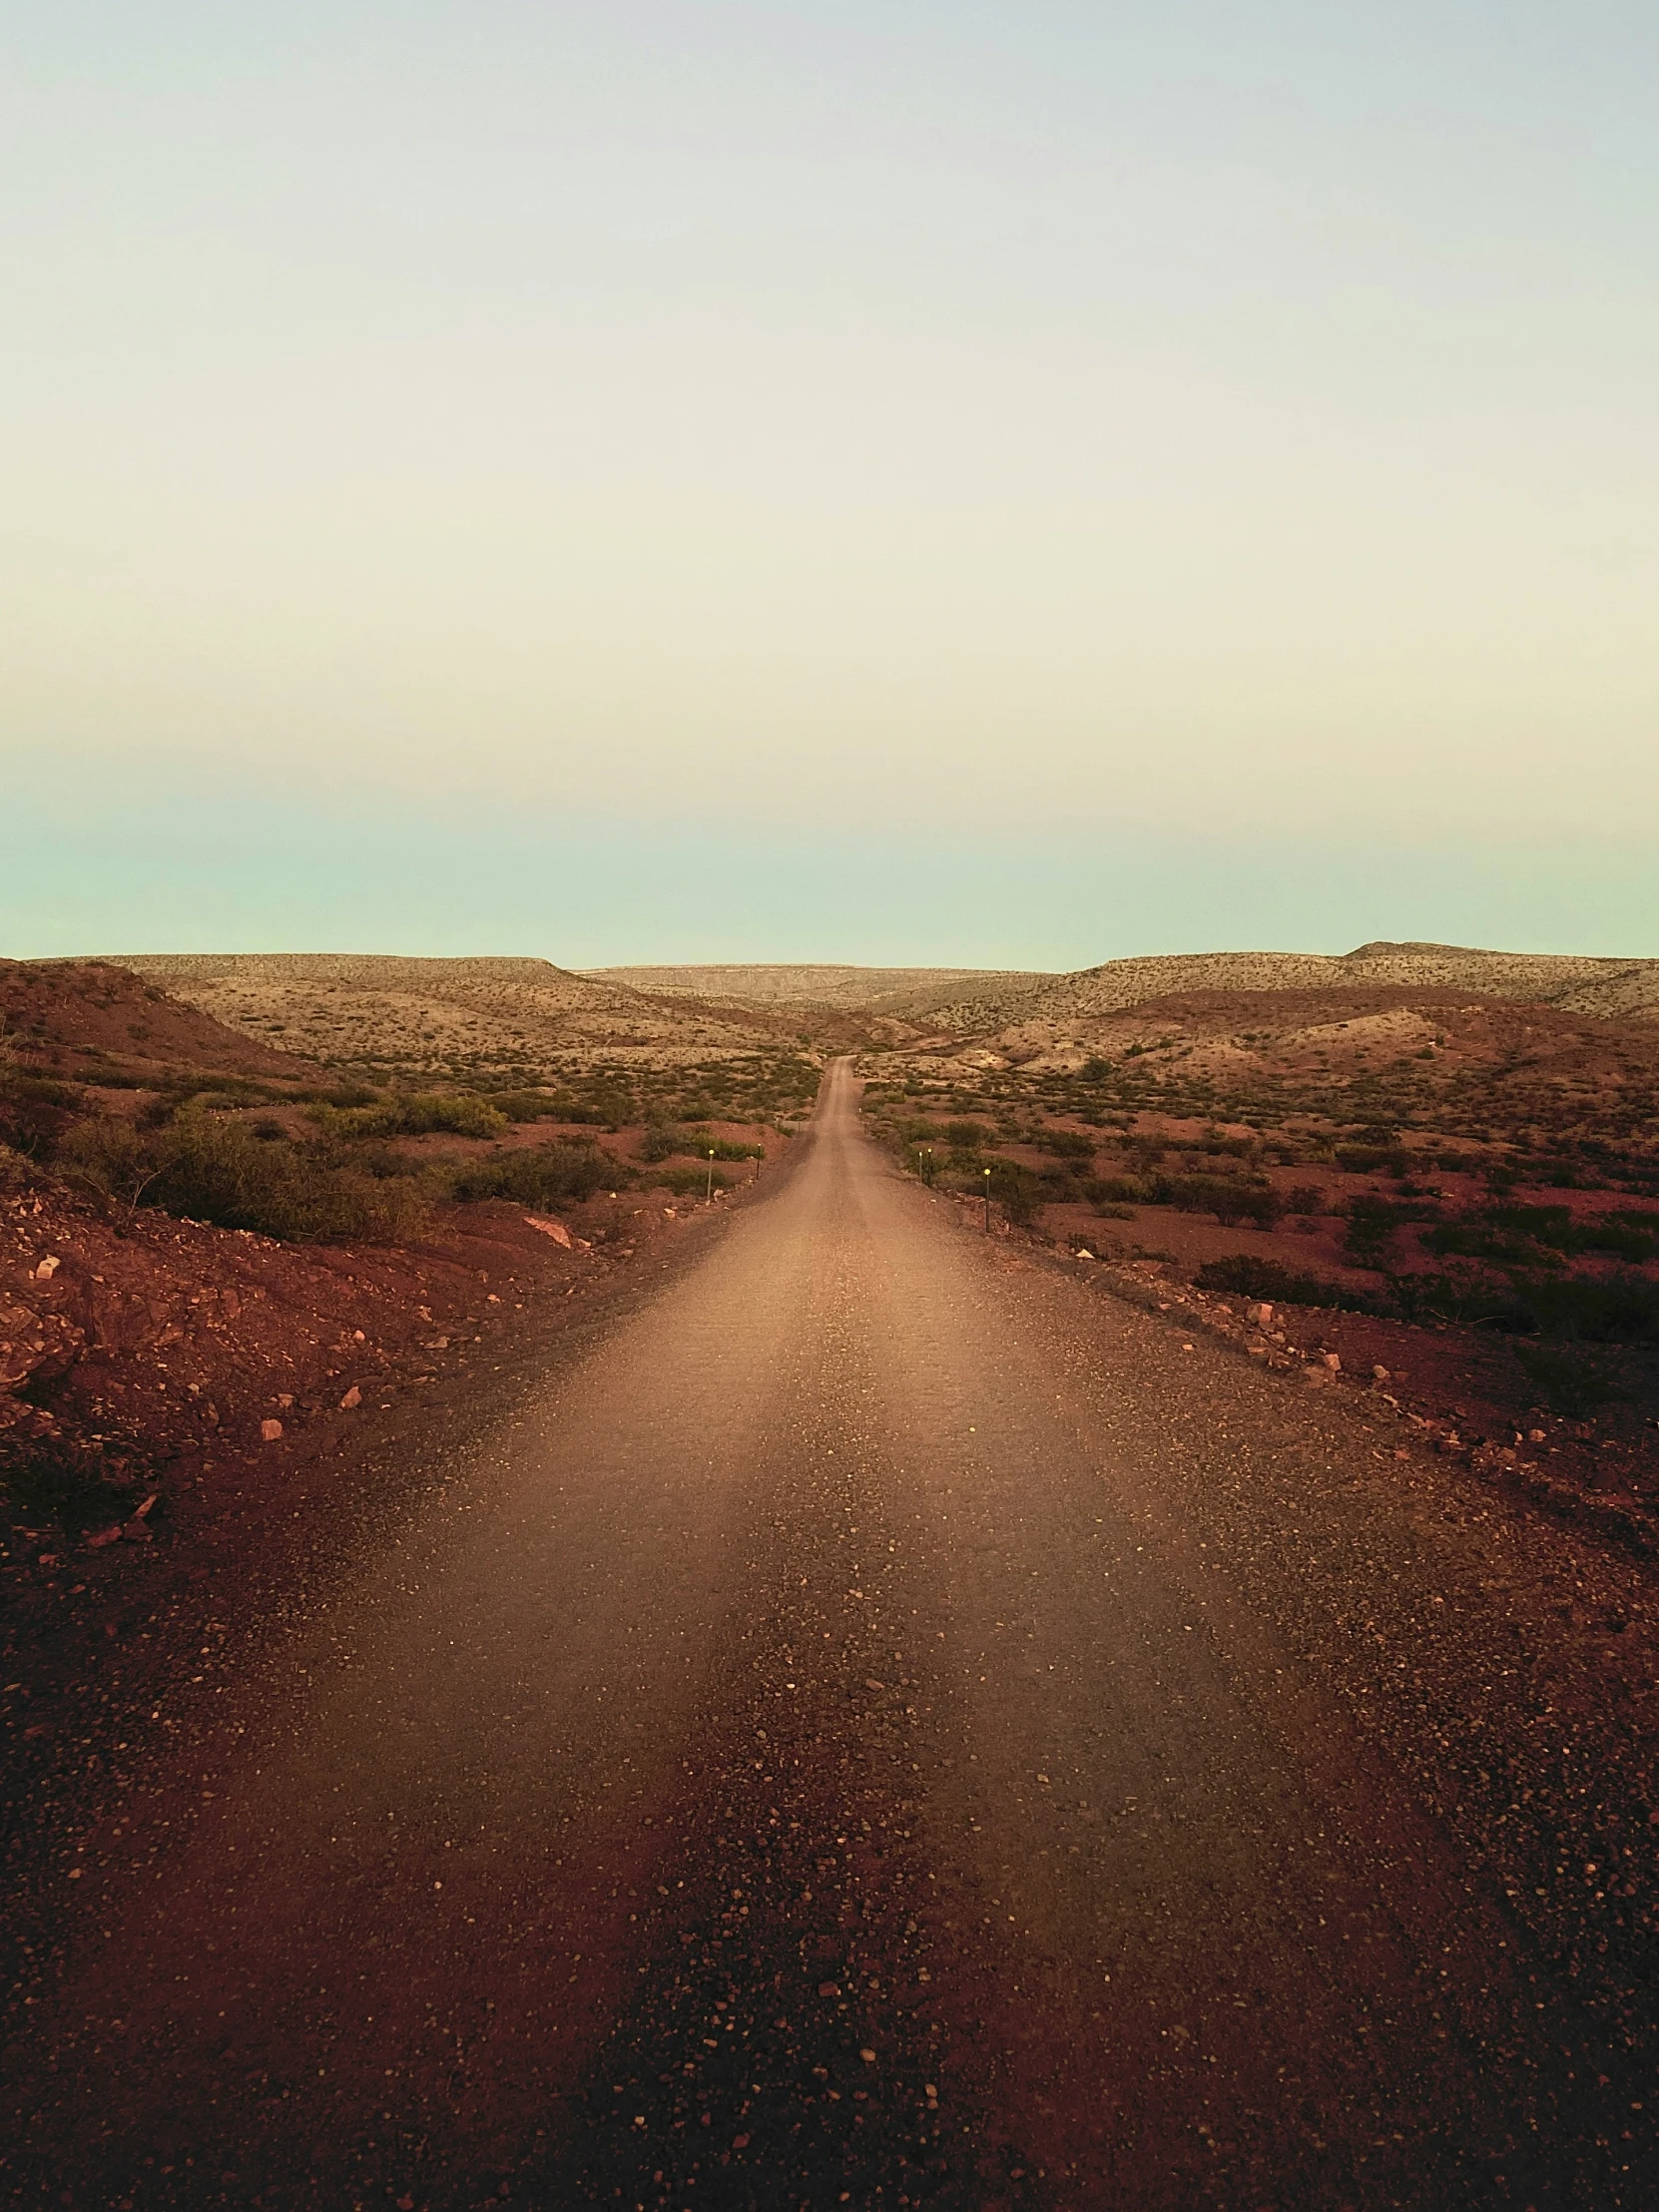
[0, 959, 314, 1081]
[5, 1067, 1657, 2210]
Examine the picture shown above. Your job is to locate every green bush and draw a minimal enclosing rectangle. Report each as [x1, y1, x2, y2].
[64, 1110, 429, 1243]
[650, 1163, 731, 1196]
[445, 1140, 623, 1207]
[312, 1092, 508, 1141]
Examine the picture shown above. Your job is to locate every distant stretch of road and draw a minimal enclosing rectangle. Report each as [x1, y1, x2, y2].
[7, 1061, 1655, 2208]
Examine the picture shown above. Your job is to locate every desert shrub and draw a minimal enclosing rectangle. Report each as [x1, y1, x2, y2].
[1193, 1256, 1378, 1312]
[79, 1111, 431, 1242]
[0, 1071, 81, 1157]
[1513, 1343, 1632, 1417]
[1036, 1130, 1096, 1161]
[1213, 1182, 1286, 1229]
[313, 1092, 508, 1141]
[1203, 1130, 1255, 1159]
[985, 1158, 1046, 1225]
[945, 1120, 990, 1151]
[1425, 1206, 1659, 1268]
[1344, 1195, 1405, 1266]
[1162, 1173, 1282, 1226]
[1581, 1212, 1659, 1262]
[1283, 1184, 1327, 1214]
[1084, 1175, 1148, 1207]
[641, 1126, 762, 1164]
[294, 1082, 380, 1107]
[1336, 1144, 1407, 1176]
[57, 1116, 157, 1204]
[162, 1113, 429, 1241]
[1507, 1271, 1659, 1344]
[1383, 1269, 1527, 1329]
[446, 1140, 623, 1207]
[485, 1090, 573, 1125]
[650, 1164, 731, 1196]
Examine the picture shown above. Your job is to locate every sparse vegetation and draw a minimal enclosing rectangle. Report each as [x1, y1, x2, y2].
[1193, 1255, 1379, 1313]
[62, 1108, 432, 1243]
[442, 1140, 623, 1209]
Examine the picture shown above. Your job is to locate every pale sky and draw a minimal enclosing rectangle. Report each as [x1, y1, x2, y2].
[4, 3, 1657, 962]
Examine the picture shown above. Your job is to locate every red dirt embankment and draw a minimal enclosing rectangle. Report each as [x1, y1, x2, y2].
[0, 1157, 607, 1546]
[1, 958, 309, 1079]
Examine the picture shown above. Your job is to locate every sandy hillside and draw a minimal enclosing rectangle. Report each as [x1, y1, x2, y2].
[905, 941, 1659, 1035]
[109, 954, 790, 1076]
[590, 963, 1048, 1013]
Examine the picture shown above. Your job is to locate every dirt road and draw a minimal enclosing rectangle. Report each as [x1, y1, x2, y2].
[6, 1063, 1656, 2208]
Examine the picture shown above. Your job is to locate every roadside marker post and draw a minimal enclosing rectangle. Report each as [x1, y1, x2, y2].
[706, 1147, 716, 1203]
[983, 1165, 991, 1233]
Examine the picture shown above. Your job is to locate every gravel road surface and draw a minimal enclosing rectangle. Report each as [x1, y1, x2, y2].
[6, 1062, 1656, 2209]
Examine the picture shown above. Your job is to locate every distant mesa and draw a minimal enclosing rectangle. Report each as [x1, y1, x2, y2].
[1343, 940, 1477, 959]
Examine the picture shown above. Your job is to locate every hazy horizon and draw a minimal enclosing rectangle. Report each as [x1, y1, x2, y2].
[6, 4, 1657, 959]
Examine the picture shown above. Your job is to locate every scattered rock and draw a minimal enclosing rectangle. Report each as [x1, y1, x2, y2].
[261, 1417, 283, 1442]
[33, 1255, 60, 1280]
[338, 1385, 361, 1410]
[524, 1215, 573, 1248]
